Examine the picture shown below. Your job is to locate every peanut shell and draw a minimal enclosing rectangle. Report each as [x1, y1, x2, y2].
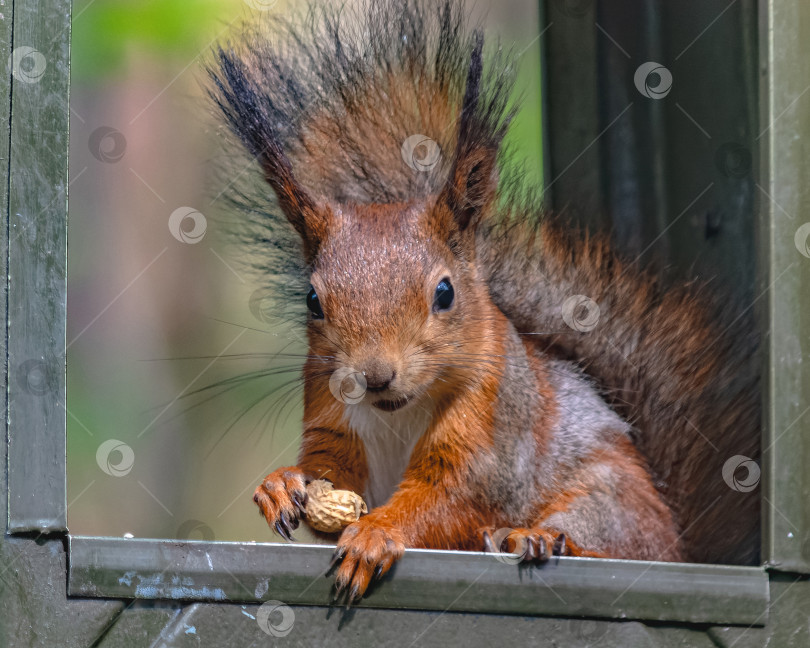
[305, 479, 367, 533]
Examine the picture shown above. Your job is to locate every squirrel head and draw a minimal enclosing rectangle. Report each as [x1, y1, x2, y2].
[211, 14, 511, 411]
[302, 189, 496, 412]
[300, 36, 500, 411]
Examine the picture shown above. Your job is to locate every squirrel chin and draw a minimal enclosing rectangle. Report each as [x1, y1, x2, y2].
[371, 396, 410, 413]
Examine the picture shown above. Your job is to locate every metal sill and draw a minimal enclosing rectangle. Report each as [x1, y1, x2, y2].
[67, 535, 768, 626]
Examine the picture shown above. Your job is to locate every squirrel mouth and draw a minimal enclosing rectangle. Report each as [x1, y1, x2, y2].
[372, 396, 409, 412]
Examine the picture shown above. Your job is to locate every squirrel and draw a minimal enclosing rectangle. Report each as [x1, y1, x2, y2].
[208, 0, 760, 602]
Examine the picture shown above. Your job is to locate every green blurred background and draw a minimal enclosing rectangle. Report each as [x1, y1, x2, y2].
[67, 0, 544, 543]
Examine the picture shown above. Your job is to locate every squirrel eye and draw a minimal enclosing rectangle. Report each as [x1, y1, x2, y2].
[306, 286, 324, 319]
[433, 278, 454, 312]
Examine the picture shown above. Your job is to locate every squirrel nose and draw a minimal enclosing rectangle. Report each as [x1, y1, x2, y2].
[362, 359, 395, 392]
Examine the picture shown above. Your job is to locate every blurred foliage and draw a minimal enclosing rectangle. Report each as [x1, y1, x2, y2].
[71, 0, 241, 81]
[71, 0, 542, 180]
[506, 52, 544, 190]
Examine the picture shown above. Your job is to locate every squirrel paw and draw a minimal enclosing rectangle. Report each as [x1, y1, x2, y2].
[253, 466, 309, 541]
[480, 526, 569, 561]
[330, 515, 406, 606]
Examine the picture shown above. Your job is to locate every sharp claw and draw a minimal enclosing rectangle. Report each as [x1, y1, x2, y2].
[329, 547, 346, 570]
[346, 583, 361, 609]
[482, 530, 497, 553]
[374, 564, 384, 579]
[274, 521, 292, 542]
[332, 570, 351, 601]
[516, 536, 528, 561]
[294, 491, 309, 509]
[553, 533, 566, 557]
[537, 536, 547, 560]
[281, 513, 294, 540]
[525, 536, 537, 561]
[292, 493, 307, 513]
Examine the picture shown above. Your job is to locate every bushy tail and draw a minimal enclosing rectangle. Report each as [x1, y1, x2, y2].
[479, 215, 760, 564]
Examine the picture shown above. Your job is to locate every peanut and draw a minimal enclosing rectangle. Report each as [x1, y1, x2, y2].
[304, 479, 367, 533]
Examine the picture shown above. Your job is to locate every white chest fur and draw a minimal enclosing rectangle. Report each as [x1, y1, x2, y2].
[344, 401, 433, 508]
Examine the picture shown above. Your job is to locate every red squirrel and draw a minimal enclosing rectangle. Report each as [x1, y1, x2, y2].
[209, 0, 760, 602]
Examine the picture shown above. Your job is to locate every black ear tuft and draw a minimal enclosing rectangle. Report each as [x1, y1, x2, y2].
[439, 30, 511, 233]
[448, 150, 499, 231]
[458, 31, 485, 153]
[209, 46, 321, 254]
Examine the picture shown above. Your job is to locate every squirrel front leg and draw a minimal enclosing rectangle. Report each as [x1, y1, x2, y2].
[332, 406, 493, 602]
[253, 426, 368, 540]
[332, 476, 486, 603]
[481, 438, 683, 563]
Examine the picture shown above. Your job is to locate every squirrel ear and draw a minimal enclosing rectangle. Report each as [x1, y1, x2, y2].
[441, 146, 499, 232]
[439, 31, 502, 232]
[257, 138, 323, 254]
[210, 47, 323, 258]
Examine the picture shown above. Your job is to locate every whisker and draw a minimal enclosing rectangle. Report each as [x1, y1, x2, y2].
[140, 353, 331, 364]
[204, 375, 307, 458]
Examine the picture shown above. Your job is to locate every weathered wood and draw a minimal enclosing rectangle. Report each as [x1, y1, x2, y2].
[543, 0, 606, 229]
[68, 536, 769, 626]
[6, 0, 70, 531]
[0, 3, 124, 647]
[544, 0, 758, 297]
[657, 0, 758, 298]
[707, 574, 810, 648]
[120, 601, 719, 648]
[0, 537, 124, 647]
[94, 602, 184, 648]
[0, 0, 11, 535]
[759, 0, 810, 574]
